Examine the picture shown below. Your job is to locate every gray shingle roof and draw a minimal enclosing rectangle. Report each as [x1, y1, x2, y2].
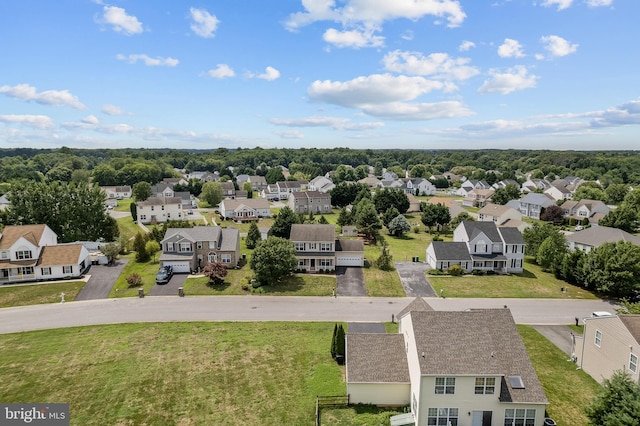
[620, 315, 640, 344]
[346, 333, 410, 383]
[430, 241, 472, 262]
[290, 224, 335, 241]
[162, 226, 221, 243]
[397, 296, 434, 319]
[335, 239, 364, 252]
[520, 192, 555, 206]
[498, 227, 525, 245]
[461, 221, 502, 243]
[566, 226, 640, 247]
[410, 309, 547, 404]
[220, 228, 240, 251]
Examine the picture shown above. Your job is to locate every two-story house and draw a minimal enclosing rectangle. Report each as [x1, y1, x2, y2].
[159, 226, 240, 273]
[347, 297, 548, 426]
[287, 191, 332, 214]
[520, 178, 551, 193]
[290, 224, 364, 271]
[560, 199, 610, 225]
[425, 221, 525, 273]
[516, 193, 555, 219]
[219, 181, 236, 198]
[399, 178, 436, 196]
[308, 176, 335, 193]
[248, 175, 268, 192]
[218, 198, 271, 221]
[136, 197, 183, 224]
[0, 224, 90, 283]
[462, 188, 495, 208]
[572, 314, 640, 384]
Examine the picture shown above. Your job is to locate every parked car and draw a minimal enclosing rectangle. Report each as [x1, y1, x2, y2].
[187, 209, 193, 215]
[155, 265, 174, 284]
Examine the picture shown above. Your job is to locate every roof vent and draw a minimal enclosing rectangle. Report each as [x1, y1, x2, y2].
[508, 375, 525, 389]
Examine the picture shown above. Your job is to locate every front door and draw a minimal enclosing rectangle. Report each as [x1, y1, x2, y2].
[310, 259, 315, 271]
[471, 411, 492, 426]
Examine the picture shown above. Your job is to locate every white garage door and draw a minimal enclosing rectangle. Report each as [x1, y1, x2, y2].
[336, 256, 363, 267]
[163, 261, 191, 273]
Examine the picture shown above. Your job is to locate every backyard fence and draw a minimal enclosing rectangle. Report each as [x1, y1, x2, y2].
[315, 395, 350, 426]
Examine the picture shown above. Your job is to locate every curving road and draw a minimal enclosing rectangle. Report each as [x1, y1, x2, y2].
[0, 296, 618, 334]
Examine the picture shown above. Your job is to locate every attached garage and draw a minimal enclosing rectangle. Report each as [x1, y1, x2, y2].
[336, 255, 363, 267]
[161, 261, 191, 274]
[335, 239, 365, 267]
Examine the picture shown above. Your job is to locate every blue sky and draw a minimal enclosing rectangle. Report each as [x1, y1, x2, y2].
[1, 0, 639, 150]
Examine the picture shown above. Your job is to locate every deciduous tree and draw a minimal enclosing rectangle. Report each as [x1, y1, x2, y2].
[387, 214, 411, 237]
[200, 181, 224, 207]
[203, 262, 228, 285]
[250, 237, 297, 286]
[132, 181, 152, 201]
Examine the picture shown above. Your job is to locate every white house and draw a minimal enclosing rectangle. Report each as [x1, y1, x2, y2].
[0, 224, 90, 283]
[136, 197, 183, 224]
[308, 176, 335, 193]
[399, 178, 436, 196]
[347, 298, 548, 426]
[218, 198, 271, 221]
[426, 221, 525, 273]
[101, 185, 132, 199]
[517, 193, 556, 219]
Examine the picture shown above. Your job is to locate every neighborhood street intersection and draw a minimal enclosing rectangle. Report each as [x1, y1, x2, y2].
[0, 296, 618, 334]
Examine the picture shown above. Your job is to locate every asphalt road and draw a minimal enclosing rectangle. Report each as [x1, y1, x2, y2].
[0, 296, 619, 334]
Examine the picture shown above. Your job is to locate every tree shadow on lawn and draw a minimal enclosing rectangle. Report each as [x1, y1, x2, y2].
[258, 275, 305, 293]
[515, 269, 537, 279]
[206, 280, 233, 292]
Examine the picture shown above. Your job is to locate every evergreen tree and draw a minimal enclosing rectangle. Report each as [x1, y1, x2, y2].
[375, 243, 394, 271]
[318, 215, 329, 224]
[335, 324, 345, 357]
[387, 214, 411, 237]
[336, 207, 354, 227]
[585, 371, 640, 426]
[246, 221, 261, 249]
[382, 206, 400, 228]
[270, 206, 300, 239]
[331, 324, 338, 359]
[355, 198, 382, 243]
[130, 201, 137, 222]
[133, 232, 150, 263]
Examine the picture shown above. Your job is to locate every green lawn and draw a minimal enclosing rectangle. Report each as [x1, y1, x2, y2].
[0, 322, 346, 426]
[0, 280, 85, 308]
[109, 254, 161, 297]
[184, 270, 336, 296]
[362, 244, 405, 297]
[116, 216, 141, 244]
[519, 325, 599, 426]
[429, 258, 598, 299]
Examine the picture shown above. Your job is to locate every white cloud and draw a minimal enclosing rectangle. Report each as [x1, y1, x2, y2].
[101, 104, 127, 115]
[323, 27, 384, 48]
[540, 0, 573, 10]
[0, 83, 85, 109]
[207, 64, 235, 79]
[459, 40, 476, 51]
[359, 101, 474, 121]
[251, 66, 280, 81]
[189, 7, 219, 38]
[0, 114, 54, 129]
[270, 116, 384, 130]
[540, 35, 578, 57]
[274, 130, 305, 139]
[382, 50, 479, 80]
[497, 38, 525, 58]
[477, 66, 538, 94]
[101, 5, 143, 35]
[82, 115, 99, 124]
[307, 74, 472, 120]
[286, 0, 466, 30]
[401, 30, 414, 41]
[590, 100, 640, 127]
[585, 0, 612, 7]
[116, 54, 179, 67]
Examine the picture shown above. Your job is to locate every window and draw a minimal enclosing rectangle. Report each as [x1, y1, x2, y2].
[294, 242, 305, 251]
[631, 353, 638, 374]
[19, 267, 34, 275]
[180, 242, 192, 252]
[435, 377, 455, 394]
[308, 243, 317, 250]
[41, 267, 51, 276]
[140, 215, 147, 221]
[208, 253, 217, 263]
[474, 377, 496, 395]
[298, 260, 306, 268]
[221, 254, 231, 264]
[320, 259, 333, 267]
[63, 266, 73, 274]
[197, 242, 203, 249]
[16, 249, 32, 260]
[427, 408, 458, 426]
[0, 251, 7, 259]
[320, 243, 332, 252]
[595, 330, 602, 347]
[504, 408, 536, 426]
[166, 242, 174, 252]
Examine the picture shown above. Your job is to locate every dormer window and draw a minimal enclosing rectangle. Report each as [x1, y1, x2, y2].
[16, 249, 32, 260]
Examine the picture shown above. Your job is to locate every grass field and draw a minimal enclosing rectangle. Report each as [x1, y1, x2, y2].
[429, 258, 598, 299]
[362, 244, 405, 297]
[0, 322, 345, 426]
[109, 254, 161, 297]
[0, 280, 85, 308]
[0, 322, 599, 426]
[519, 325, 599, 425]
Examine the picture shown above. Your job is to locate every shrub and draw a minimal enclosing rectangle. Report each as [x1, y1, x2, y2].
[413, 226, 420, 234]
[126, 273, 142, 287]
[427, 268, 445, 275]
[448, 264, 463, 276]
[432, 233, 442, 242]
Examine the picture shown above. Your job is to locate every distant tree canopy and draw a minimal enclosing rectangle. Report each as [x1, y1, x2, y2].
[6, 181, 118, 243]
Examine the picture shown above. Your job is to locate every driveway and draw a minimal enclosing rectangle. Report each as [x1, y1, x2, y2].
[394, 262, 437, 297]
[75, 259, 129, 301]
[336, 267, 366, 296]
[148, 273, 189, 296]
[532, 325, 575, 355]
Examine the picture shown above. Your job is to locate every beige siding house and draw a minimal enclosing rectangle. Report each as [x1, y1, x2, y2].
[477, 203, 522, 225]
[287, 191, 331, 214]
[347, 298, 548, 426]
[137, 197, 183, 224]
[218, 198, 271, 221]
[290, 224, 364, 271]
[573, 314, 640, 384]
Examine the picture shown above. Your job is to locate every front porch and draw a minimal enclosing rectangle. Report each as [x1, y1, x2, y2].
[471, 254, 508, 273]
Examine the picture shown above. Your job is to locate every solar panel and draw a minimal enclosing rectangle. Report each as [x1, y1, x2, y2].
[508, 375, 525, 389]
